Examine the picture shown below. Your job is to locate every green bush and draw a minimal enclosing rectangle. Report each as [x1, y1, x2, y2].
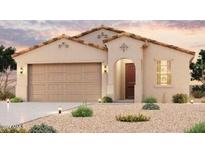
[102, 96, 113, 103]
[192, 90, 204, 98]
[28, 124, 57, 133]
[142, 103, 160, 110]
[192, 84, 205, 93]
[116, 114, 150, 122]
[0, 91, 15, 100]
[72, 105, 93, 117]
[10, 97, 23, 103]
[0, 127, 27, 133]
[143, 97, 157, 103]
[185, 122, 205, 133]
[172, 93, 188, 103]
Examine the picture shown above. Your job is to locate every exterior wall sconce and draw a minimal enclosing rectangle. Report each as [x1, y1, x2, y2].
[190, 99, 194, 104]
[103, 65, 108, 73]
[20, 67, 24, 74]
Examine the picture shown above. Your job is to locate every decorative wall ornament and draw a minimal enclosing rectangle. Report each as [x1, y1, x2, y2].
[58, 42, 69, 48]
[97, 32, 108, 39]
[120, 43, 128, 52]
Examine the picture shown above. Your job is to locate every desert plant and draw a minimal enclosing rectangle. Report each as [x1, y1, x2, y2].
[0, 127, 27, 133]
[0, 45, 16, 94]
[116, 114, 150, 122]
[28, 124, 56, 133]
[102, 96, 113, 103]
[72, 105, 93, 117]
[0, 91, 15, 100]
[142, 103, 160, 110]
[185, 122, 205, 133]
[172, 93, 188, 103]
[10, 97, 23, 103]
[192, 90, 204, 98]
[143, 96, 157, 103]
[192, 84, 205, 92]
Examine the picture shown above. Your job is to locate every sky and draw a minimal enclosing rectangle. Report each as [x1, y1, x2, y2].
[0, 20, 205, 56]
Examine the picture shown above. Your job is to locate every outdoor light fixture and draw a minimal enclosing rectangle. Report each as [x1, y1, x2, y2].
[190, 99, 194, 104]
[58, 106, 62, 114]
[98, 98, 102, 103]
[6, 98, 10, 103]
[20, 67, 23, 74]
[103, 65, 108, 73]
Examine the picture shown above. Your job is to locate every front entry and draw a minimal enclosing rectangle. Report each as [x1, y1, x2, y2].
[125, 63, 135, 99]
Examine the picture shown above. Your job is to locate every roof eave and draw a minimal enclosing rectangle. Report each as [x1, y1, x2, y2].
[13, 34, 107, 58]
[103, 33, 195, 56]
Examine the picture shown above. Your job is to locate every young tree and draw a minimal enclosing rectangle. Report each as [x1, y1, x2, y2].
[0, 45, 16, 94]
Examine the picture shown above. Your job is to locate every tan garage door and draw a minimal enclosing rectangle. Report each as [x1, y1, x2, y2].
[28, 63, 101, 102]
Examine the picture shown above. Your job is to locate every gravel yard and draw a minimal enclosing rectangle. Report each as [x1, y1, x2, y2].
[23, 103, 205, 133]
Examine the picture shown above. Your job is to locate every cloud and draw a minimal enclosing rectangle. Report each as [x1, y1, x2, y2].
[0, 20, 204, 51]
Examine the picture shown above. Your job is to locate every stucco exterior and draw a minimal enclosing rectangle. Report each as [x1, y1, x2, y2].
[14, 26, 194, 103]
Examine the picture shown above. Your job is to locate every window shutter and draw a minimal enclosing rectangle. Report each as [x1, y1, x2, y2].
[157, 61, 161, 84]
[167, 60, 171, 84]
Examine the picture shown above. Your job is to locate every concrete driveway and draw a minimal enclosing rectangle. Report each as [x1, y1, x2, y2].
[0, 102, 81, 127]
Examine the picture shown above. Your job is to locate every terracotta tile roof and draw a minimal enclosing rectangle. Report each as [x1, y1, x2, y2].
[72, 25, 125, 38]
[13, 34, 107, 58]
[103, 32, 195, 55]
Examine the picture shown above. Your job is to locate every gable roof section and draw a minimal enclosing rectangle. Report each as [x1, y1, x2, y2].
[103, 32, 195, 55]
[72, 25, 125, 38]
[13, 34, 107, 58]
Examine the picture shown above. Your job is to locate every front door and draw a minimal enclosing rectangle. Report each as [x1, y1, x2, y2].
[125, 63, 135, 99]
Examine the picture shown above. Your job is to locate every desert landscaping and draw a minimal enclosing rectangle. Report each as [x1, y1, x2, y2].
[23, 103, 205, 133]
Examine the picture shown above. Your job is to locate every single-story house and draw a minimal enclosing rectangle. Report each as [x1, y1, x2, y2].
[13, 25, 195, 103]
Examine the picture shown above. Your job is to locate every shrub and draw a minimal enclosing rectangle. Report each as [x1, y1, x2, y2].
[201, 100, 205, 103]
[192, 90, 204, 98]
[143, 96, 157, 103]
[0, 127, 27, 133]
[172, 93, 188, 103]
[0, 91, 15, 100]
[102, 96, 113, 103]
[28, 124, 56, 133]
[116, 114, 150, 122]
[142, 103, 160, 110]
[185, 122, 205, 133]
[10, 97, 23, 103]
[192, 84, 205, 93]
[72, 105, 93, 117]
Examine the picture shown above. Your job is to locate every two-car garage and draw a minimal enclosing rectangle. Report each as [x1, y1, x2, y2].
[28, 63, 102, 102]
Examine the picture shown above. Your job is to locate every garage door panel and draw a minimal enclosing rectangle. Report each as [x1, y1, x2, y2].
[83, 63, 100, 72]
[83, 72, 101, 82]
[28, 63, 101, 102]
[29, 84, 46, 95]
[47, 84, 65, 95]
[48, 73, 65, 82]
[30, 73, 47, 82]
[30, 94, 47, 102]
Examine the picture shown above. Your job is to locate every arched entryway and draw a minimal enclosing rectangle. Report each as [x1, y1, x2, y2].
[114, 59, 136, 100]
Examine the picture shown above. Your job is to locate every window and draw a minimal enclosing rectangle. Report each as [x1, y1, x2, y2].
[157, 60, 171, 85]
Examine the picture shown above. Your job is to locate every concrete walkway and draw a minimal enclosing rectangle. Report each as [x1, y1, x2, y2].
[0, 102, 81, 127]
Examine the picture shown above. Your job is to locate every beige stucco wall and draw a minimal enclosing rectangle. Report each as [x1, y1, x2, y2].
[14, 38, 108, 101]
[14, 32, 193, 103]
[143, 42, 193, 103]
[105, 36, 144, 102]
[78, 29, 118, 46]
[105, 36, 193, 103]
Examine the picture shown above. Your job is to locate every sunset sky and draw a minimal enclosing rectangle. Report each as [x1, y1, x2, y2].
[0, 20, 205, 57]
